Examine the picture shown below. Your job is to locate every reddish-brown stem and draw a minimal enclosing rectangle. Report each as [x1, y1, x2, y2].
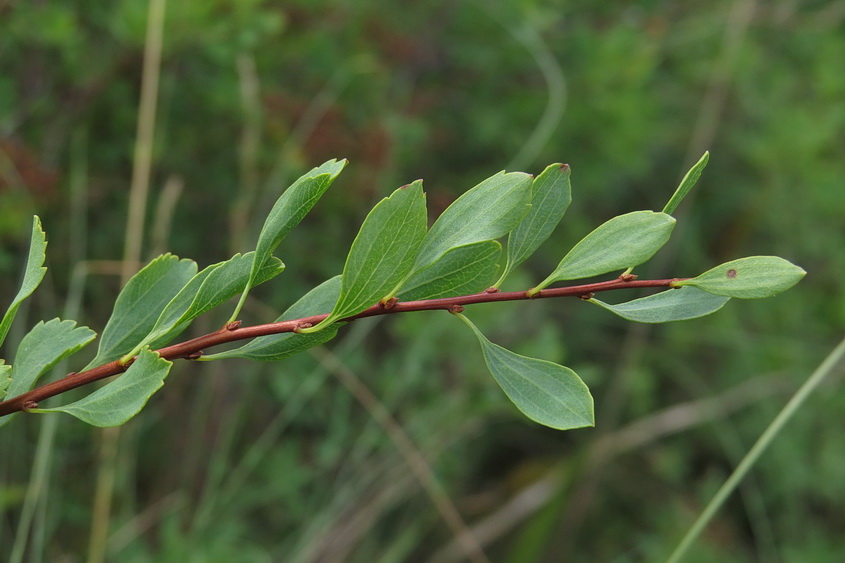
[0, 277, 686, 417]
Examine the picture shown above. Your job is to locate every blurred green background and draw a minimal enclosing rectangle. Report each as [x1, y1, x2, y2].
[1, 1, 844, 561]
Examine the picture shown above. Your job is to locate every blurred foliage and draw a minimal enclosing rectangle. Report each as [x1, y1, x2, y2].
[1, 0, 844, 561]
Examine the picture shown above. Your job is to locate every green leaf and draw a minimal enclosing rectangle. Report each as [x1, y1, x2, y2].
[590, 287, 730, 323]
[0, 319, 96, 428]
[132, 252, 284, 355]
[532, 211, 676, 293]
[8, 319, 96, 397]
[496, 163, 572, 287]
[410, 170, 532, 276]
[0, 216, 48, 349]
[397, 241, 501, 301]
[87, 254, 197, 368]
[0, 361, 11, 400]
[457, 314, 594, 430]
[303, 181, 427, 331]
[203, 276, 342, 361]
[33, 348, 171, 427]
[673, 256, 806, 298]
[232, 159, 347, 320]
[663, 151, 709, 215]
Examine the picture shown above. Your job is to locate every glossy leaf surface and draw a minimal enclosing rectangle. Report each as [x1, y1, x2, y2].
[398, 241, 501, 301]
[497, 163, 571, 286]
[0, 216, 48, 348]
[35, 348, 171, 427]
[675, 256, 806, 298]
[308, 181, 427, 329]
[458, 314, 594, 430]
[533, 211, 676, 292]
[204, 276, 342, 361]
[88, 255, 197, 368]
[590, 287, 730, 323]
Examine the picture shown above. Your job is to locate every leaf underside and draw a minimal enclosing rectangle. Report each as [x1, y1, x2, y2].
[458, 314, 594, 430]
[590, 286, 730, 323]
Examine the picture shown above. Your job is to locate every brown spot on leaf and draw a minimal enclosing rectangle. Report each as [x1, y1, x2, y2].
[727, 269, 737, 278]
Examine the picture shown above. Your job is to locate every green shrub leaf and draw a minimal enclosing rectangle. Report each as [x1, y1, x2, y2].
[0, 319, 96, 428]
[496, 163, 572, 287]
[457, 314, 594, 430]
[0, 216, 48, 349]
[233, 159, 347, 320]
[674, 256, 806, 298]
[305, 181, 427, 330]
[398, 240, 501, 301]
[33, 348, 171, 427]
[662, 151, 709, 215]
[0, 361, 10, 400]
[204, 275, 342, 361]
[410, 171, 532, 276]
[590, 287, 730, 323]
[131, 252, 284, 356]
[87, 255, 197, 368]
[533, 211, 676, 292]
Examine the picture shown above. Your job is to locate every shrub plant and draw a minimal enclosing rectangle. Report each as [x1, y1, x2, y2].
[0, 153, 804, 431]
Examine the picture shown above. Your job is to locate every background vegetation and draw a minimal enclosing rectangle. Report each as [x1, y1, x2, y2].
[1, 1, 843, 561]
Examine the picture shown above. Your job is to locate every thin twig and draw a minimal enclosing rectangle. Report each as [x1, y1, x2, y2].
[0, 277, 685, 418]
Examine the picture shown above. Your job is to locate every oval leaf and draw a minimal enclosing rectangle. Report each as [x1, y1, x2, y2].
[674, 256, 806, 298]
[87, 254, 197, 368]
[34, 348, 171, 427]
[533, 210, 676, 292]
[497, 163, 572, 287]
[590, 287, 730, 323]
[457, 314, 594, 430]
[233, 159, 347, 320]
[398, 240, 501, 301]
[306, 181, 427, 330]
[203, 276, 342, 361]
[0, 216, 48, 348]
[410, 170, 532, 276]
